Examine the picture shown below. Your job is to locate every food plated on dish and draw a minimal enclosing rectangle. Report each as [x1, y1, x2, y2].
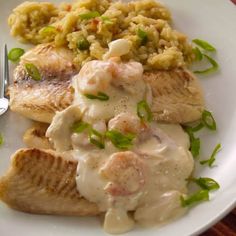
[0, 0, 223, 234]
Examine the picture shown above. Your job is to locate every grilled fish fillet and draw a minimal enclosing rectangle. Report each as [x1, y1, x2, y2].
[0, 148, 99, 216]
[9, 43, 204, 124]
[23, 123, 52, 149]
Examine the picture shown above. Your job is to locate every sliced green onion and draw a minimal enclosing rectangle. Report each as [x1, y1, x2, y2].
[180, 190, 209, 207]
[202, 110, 216, 131]
[183, 127, 200, 158]
[84, 92, 109, 101]
[8, 48, 25, 62]
[25, 63, 42, 81]
[101, 16, 113, 24]
[191, 122, 204, 132]
[194, 54, 219, 74]
[79, 11, 100, 20]
[77, 37, 90, 50]
[193, 47, 203, 61]
[184, 126, 194, 141]
[106, 130, 135, 150]
[137, 100, 152, 122]
[192, 39, 216, 52]
[137, 28, 148, 45]
[0, 133, 3, 147]
[189, 177, 220, 191]
[190, 137, 200, 158]
[200, 143, 221, 167]
[89, 129, 105, 149]
[40, 26, 57, 35]
[71, 121, 90, 133]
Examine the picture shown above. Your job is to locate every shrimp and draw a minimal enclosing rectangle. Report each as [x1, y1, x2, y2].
[112, 61, 144, 94]
[100, 151, 146, 196]
[75, 60, 115, 95]
[108, 112, 148, 135]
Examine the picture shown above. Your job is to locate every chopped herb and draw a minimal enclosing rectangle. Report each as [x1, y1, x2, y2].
[137, 100, 152, 122]
[202, 110, 217, 131]
[180, 190, 209, 207]
[200, 143, 221, 167]
[193, 47, 203, 61]
[184, 126, 195, 141]
[137, 28, 148, 45]
[84, 92, 109, 101]
[40, 26, 57, 35]
[101, 16, 113, 24]
[79, 11, 100, 20]
[0, 133, 3, 146]
[192, 39, 216, 52]
[25, 63, 42, 81]
[189, 177, 220, 191]
[8, 48, 25, 62]
[106, 130, 135, 150]
[183, 127, 200, 158]
[191, 122, 204, 132]
[194, 54, 219, 74]
[89, 129, 105, 149]
[77, 37, 90, 50]
[71, 121, 90, 133]
[190, 137, 200, 158]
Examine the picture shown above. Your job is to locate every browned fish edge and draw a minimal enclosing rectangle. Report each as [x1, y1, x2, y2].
[0, 148, 100, 216]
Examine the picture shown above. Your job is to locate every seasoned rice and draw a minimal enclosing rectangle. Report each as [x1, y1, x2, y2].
[8, 0, 194, 70]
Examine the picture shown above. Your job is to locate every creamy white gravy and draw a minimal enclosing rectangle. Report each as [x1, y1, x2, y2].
[46, 47, 194, 234]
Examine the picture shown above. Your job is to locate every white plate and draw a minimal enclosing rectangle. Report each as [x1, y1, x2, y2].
[0, 0, 236, 235]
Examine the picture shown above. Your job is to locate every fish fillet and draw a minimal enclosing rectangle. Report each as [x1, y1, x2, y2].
[0, 148, 99, 216]
[23, 123, 52, 149]
[9, 43, 204, 124]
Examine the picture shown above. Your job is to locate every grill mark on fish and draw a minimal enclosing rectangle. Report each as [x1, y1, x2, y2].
[9, 43, 204, 124]
[0, 149, 99, 216]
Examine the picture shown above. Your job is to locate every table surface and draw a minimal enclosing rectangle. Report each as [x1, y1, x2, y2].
[201, 208, 236, 235]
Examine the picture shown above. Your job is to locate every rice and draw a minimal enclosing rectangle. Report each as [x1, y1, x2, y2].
[8, 0, 194, 70]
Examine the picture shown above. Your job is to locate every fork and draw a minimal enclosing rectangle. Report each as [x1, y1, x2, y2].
[0, 44, 9, 116]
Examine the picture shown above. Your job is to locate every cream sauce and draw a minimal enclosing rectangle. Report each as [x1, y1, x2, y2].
[75, 122, 193, 234]
[46, 53, 194, 234]
[72, 59, 146, 122]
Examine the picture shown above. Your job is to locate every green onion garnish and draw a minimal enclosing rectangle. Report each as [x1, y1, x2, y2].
[8, 48, 25, 62]
[189, 177, 220, 191]
[137, 28, 148, 45]
[40, 26, 57, 35]
[191, 122, 204, 132]
[79, 11, 100, 20]
[71, 121, 90, 133]
[101, 16, 113, 24]
[0, 133, 3, 147]
[202, 110, 217, 131]
[184, 127, 200, 158]
[84, 92, 109, 101]
[192, 39, 216, 52]
[89, 129, 105, 149]
[180, 190, 209, 207]
[77, 37, 90, 50]
[106, 130, 135, 150]
[190, 137, 200, 158]
[193, 47, 203, 61]
[25, 63, 42, 81]
[137, 100, 152, 122]
[200, 143, 221, 167]
[194, 54, 219, 74]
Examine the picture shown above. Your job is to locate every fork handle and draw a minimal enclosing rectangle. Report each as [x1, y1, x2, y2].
[1, 44, 9, 98]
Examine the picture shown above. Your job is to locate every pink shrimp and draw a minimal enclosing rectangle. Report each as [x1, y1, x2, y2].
[100, 151, 146, 196]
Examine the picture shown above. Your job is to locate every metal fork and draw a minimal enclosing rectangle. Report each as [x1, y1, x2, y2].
[0, 44, 9, 116]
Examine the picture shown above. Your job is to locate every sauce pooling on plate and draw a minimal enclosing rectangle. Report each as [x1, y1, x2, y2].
[46, 40, 194, 234]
